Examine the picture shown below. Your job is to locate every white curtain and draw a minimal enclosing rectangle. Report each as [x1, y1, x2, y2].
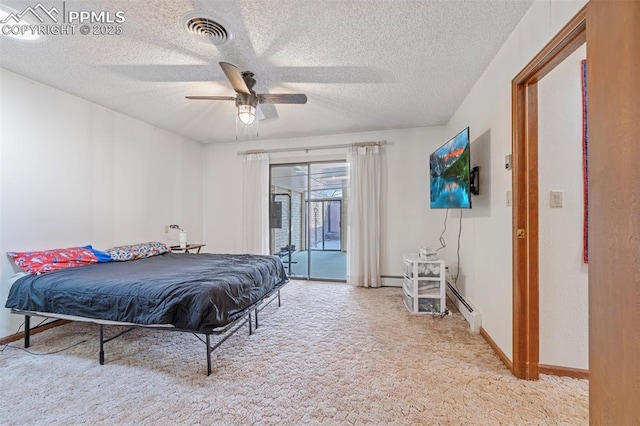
[242, 153, 270, 254]
[347, 144, 384, 287]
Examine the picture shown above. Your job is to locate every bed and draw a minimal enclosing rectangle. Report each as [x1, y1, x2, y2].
[5, 252, 289, 375]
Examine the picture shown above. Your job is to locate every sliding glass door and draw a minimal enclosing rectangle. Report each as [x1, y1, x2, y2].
[269, 162, 347, 281]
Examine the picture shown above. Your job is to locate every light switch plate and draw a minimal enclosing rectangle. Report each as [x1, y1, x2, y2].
[506, 190, 512, 207]
[550, 190, 564, 208]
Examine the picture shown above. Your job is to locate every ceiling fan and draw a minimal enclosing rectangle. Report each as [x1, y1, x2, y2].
[185, 62, 307, 125]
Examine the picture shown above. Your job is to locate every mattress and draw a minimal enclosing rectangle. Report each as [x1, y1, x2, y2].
[5, 253, 288, 332]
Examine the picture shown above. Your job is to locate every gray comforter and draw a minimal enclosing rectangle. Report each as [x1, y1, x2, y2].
[5, 253, 288, 332]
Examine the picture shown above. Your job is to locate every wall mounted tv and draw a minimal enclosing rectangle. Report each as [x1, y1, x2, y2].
[429, 127, 471, 209]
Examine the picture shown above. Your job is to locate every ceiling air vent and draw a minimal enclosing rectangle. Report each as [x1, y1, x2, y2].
[183, 14, 233, 45]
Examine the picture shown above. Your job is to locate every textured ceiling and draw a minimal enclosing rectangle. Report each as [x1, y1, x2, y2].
[0, 0, 533, 143]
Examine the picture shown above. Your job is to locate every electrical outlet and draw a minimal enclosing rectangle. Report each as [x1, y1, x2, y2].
[505, 154, 512, 170]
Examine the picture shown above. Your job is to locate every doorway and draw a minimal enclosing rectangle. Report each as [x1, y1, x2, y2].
[269, 161, 348, 281]
[511, 6, 586, 380]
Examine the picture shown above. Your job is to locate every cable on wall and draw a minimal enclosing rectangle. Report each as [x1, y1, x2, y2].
[436, 209, 449, 253]
[436, 209, 463, 291]
[454, 210, 463, 286]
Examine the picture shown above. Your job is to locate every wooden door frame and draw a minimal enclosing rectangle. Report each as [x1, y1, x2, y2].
[511, 6, 586, 380]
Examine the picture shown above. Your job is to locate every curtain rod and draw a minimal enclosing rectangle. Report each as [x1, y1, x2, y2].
[237, 140, 388, 156]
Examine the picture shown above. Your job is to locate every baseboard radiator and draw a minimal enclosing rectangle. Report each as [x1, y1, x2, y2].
[446, 279, 481, 333]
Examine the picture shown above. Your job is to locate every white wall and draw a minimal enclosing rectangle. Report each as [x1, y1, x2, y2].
[538, 45, 588, 369]
[202, 126, 449, 279]
[0, 69, 203, 337]
[445, 0, 587, 363]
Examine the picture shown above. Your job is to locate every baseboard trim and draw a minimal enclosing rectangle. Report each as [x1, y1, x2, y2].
[480, 326, 513, 372]
[477, 327, 589, 380]
[539, 364, 589, 380]
[381, 275, 403, 287]
[0, 319, 70, 345]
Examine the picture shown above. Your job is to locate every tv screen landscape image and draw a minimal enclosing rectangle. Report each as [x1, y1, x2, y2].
[430, 127, 471, 209]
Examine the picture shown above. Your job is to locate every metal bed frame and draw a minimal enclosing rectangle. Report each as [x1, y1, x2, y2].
[12, 281, 287, 376]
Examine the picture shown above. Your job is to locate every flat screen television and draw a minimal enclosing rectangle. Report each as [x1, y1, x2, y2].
[429, 127, 471, 209]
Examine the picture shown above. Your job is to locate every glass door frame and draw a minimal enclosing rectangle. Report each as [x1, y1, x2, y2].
[269, 160, 347, 282]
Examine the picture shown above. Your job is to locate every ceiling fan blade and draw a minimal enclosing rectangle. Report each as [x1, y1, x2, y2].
[258, 94, 307, 104]
[256, 105, 266, 121]
[219, 62, 251, 95]
[257, 103, 278, 121]
[185, 96, 236, 101]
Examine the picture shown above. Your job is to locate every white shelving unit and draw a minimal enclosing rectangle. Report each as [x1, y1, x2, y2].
[402, 254, 446, 314]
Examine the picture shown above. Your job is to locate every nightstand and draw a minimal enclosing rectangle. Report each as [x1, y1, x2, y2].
[402, 254, 446, 314]
[170, 244, 205, 254]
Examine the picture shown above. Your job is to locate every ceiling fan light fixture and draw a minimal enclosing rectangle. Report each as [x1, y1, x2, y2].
[186, 62, 307, 129]
[237, 105, 256, 125]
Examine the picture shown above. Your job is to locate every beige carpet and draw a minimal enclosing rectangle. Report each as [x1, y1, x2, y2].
[0, 281, 588, 425]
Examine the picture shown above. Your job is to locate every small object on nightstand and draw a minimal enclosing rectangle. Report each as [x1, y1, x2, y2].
[170, 243, 205, 254]
[418, 247, 438, 260]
